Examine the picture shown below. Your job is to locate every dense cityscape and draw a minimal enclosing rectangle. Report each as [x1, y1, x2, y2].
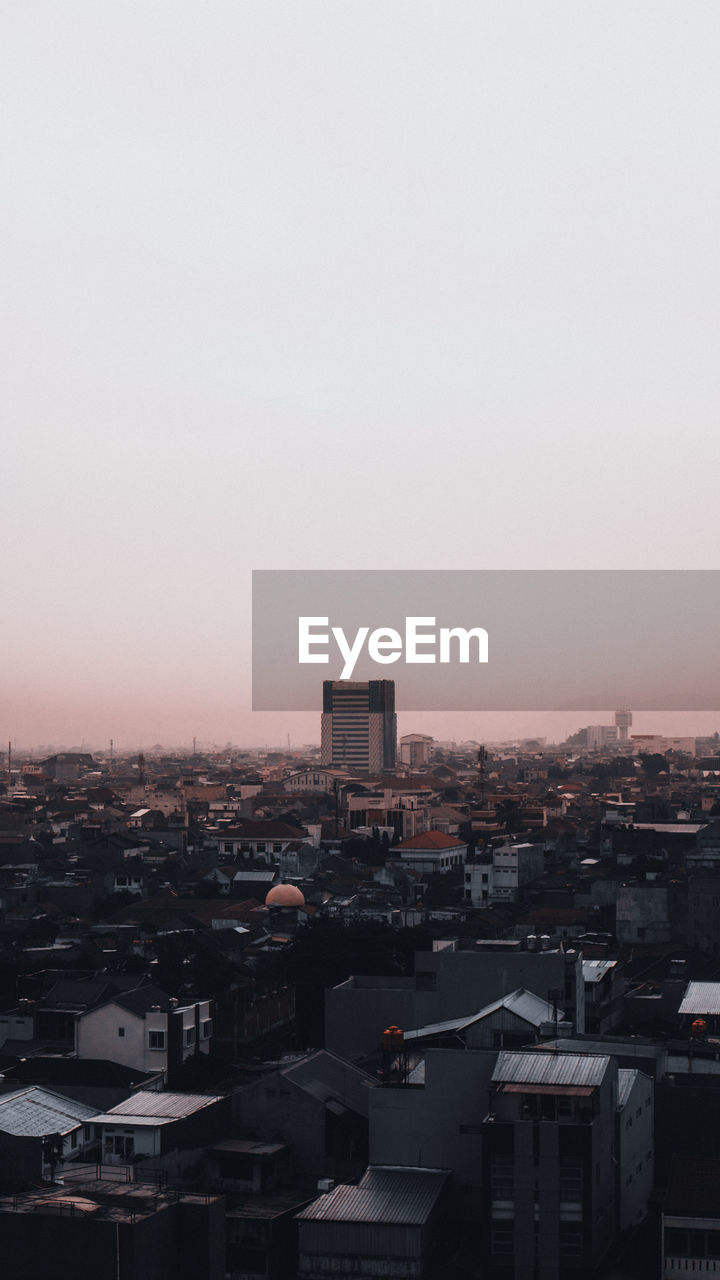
[1, 682, 720, 1277]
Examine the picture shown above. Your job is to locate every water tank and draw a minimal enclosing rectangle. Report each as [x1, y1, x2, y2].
[526, 935, 538, 951]
[540, 935, 551, 950]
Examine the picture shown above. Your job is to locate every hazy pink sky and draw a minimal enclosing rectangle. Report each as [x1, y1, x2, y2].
[3, 3, 720, 749]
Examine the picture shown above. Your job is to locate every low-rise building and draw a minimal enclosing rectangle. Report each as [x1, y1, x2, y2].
[75, 985, 212, 1077]
[296, 1165, 449, 1280]
[394, 831, 467, 875]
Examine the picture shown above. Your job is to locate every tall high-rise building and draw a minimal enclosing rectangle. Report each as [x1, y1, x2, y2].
[320, 680, 397, 773]
[615, 709, 633, 744]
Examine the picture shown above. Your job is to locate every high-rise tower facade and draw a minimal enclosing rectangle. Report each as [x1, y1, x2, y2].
[320, 680, 397, 773]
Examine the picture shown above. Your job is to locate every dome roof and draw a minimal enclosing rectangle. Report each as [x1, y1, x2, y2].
[265, 883, 305, 907]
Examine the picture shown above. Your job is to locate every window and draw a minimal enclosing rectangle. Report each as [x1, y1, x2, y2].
[256, 842, 266, 853]
[559, 1225, 583, 1259]
[491, 1157, 513, 1200]
[185, 1026, 196, 1046]
[559, 1159, 583, 1202]
[148, 1030, 165, 1050]
[491, 1226, 514, 1256]
[118, 1026, 125, 1037]
[104, 1133, 134, 1160]
[202, 1019, 213, 1039]
[71, 1131, 77, 1148]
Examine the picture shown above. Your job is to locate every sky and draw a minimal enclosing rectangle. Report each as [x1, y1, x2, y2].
[2, 3, 720, 749]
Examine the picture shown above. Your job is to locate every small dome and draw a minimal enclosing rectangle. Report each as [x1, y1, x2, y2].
[265, 883, 305, 907]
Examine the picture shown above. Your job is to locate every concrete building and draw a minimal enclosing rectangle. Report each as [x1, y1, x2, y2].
[614, 710, 633, 745]
[464, 860, 494, 907]
[75, 985, 212, 1077]
[616, 883, 671, 945]
[321, 681, 397, 774]
[402, 988, 567, 1052]
[662, 1157, 720, 1278]
[488, 842, 545, 904]
[217, 821, 309, 864]
[586, 725, 618, 750]
[394, 830, 467, 875]
[347, 787, 432, 840]
[399, 734, 434, 768]
[481, 1050, 652, 1279]
[325, 943, 585, 1061]
[582, 960, 623, 1036]
[0, 1178, 225, 1280]
[233, 1050, 377, 1189]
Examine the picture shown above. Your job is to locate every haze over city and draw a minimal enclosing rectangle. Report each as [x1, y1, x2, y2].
[3, 3, 720, 751]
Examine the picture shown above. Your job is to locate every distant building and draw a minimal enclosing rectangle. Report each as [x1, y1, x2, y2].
[321, 681, 396, 774]
[614, 710, 633, 744]
[40, 752, 95, 782]
[399, 734, 434, 768]
[487, 842, 544, 904]
[586, 725, 618, 750]
[394, 830, 467, 875]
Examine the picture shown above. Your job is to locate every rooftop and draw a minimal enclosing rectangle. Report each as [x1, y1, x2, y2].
[91, 1090, 225, 1127]
[0, 1086, 97, 1138]
[679, 982, 720, 1016]
[491, 1050, 610, 1089]
[296, 1165, 449, 1226]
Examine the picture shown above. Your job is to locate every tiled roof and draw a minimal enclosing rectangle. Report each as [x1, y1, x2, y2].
[396, 831, 467, 851]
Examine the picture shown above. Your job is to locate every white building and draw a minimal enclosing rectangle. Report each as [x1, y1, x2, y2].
[489, 842, 545, 903]
[394, 830, 467, 875]
[75, 985, 212, 1076]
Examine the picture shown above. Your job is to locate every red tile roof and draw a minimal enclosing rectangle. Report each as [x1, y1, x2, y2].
[396, 830, 467, 850]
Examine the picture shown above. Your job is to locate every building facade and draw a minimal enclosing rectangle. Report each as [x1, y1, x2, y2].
[321, 681, 396, 774]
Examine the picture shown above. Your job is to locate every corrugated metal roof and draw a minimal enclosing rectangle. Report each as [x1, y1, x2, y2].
[503, 1083, 594, 1097]
[404, 989, 563, 1043]
[491, 1051, 609, 1088]
[679, 982, 720, 1016]
[582, 960, 617, 983]
[0, 1087, 97, 1138]
[281, 1051, 376, 1119]
[296, 1166, 448, 1225]
[96, 1091, 224, 1123]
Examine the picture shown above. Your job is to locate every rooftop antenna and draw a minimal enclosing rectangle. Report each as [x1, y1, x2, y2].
[7, 740, 11, 788]
[478, 745, 488, 806]
[109, 739, 114, 774]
